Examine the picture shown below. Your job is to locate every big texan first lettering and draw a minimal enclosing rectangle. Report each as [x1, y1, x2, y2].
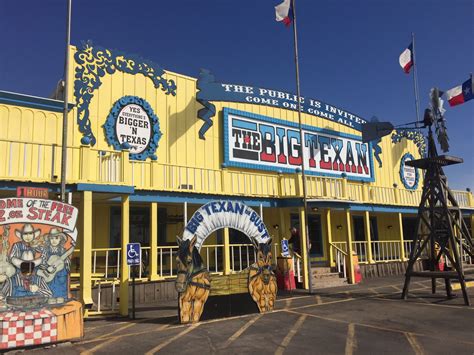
[231, 120, 370, 176]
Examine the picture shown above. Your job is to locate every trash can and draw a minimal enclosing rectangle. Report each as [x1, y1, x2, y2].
[348, 251, 362, 284]
[276, 257, 296, 290]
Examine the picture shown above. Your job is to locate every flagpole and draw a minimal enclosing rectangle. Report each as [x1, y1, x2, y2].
[411, 33, 421, 127]
[60, 0, 72, 203]
[291, 0, 313, 293]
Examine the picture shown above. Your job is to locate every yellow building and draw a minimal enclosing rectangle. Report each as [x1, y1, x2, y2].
[0, 43, 473, 316]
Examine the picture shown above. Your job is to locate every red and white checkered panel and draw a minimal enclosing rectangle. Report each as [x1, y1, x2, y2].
[0, 310, 57, 349]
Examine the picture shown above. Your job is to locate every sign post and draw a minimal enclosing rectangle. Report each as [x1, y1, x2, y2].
[126, 243, 141, 319]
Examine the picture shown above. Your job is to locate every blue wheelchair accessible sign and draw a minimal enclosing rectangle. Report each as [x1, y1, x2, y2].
[127, 243, 141, 266]
[281, 239, 290, 257]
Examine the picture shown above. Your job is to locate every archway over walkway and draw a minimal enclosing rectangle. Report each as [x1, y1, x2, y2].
[182, 200, 270, 250]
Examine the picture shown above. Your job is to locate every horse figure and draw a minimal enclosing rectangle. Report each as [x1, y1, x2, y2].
[248, 240, 277, 313]
[175, 235, 210, 323]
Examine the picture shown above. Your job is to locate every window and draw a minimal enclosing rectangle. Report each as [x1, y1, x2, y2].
[370, 216, 379, 241]
[110, 207, 150, 247]
[352, 216, 365, 242]
[402, 217, 417, 240]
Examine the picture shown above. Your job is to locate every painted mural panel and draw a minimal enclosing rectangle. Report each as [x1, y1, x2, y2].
[0, 197, 78, 308]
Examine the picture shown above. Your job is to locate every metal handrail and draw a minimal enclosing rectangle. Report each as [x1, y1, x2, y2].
[329, 242, 348, 256]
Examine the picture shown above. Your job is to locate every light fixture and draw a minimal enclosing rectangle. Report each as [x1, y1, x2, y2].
[393, 183, 398, 188]
[336, 225, 343, 230]
[387, 225, 393, 230]
[311, 207, 319, 212]
[273, 224, 279, 230]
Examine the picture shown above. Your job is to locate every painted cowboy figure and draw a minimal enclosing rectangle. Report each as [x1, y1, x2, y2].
[1, 262, 52, 298]
[9, 224, 43, 271]
[39, 228, 71, 302]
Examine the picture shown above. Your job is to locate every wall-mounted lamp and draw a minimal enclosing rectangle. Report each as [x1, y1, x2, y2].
[273, 224, 279, 230]
[311, 207, 319, 212]
[393, 183, 398, 188]
[387, 225, 393, 230]
[336, 225, 343, 230]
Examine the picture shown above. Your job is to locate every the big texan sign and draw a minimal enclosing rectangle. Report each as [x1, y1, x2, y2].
[223, 108, 374, 181]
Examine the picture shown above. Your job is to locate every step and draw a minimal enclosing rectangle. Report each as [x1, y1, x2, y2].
[311, 267, 332, 275]
[311, 278, 348, 289]
[312, 272, 343, 280]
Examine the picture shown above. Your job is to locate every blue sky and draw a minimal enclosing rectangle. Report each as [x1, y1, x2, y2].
[1, 0, 472, 189]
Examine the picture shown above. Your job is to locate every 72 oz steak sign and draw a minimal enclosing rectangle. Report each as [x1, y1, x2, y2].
[223, 108, 374, 181]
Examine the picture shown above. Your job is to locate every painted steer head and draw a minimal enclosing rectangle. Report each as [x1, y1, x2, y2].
[256, 240, 273, 285]
[175, 235, 197, 293]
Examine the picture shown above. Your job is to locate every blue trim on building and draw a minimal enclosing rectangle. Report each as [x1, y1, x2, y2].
[232, 118, 257, 130]
[349, 204, 419, 214]
[308, 199, 420, 213]
[0, 91, 74, 113]
[75, 183, 135, 194]
[223, 107, 375, 183]
[126, 191, 280, 207]
[0, 180, 470, 215]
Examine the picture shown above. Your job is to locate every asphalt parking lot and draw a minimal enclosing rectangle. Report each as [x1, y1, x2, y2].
[15, 276, 474, 355]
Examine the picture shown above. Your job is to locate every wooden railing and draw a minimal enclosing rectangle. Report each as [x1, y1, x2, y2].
[0, 139, 472, 208]
[329, 242, 348, 279]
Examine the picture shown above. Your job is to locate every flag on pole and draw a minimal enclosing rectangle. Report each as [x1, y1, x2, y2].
[275, 0, 293, 26]
[446, 77, 473, 107]
[399, 43, 414, 74]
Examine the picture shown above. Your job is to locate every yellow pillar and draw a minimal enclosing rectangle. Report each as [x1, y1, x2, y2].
[296, 173, 304, 197]
[325, 209, 335, 267]
[471, 215, 474, 237]
[362, 183, 369, 202]
[221, 170, 230, 195]
[223, 228, 231, 275]
[341, 177, 348, 199]
[150, 160, 158, 187]
[278, 208, 287, 242]
[80, 190, 93, 317]
[121, 149, 131, 185]
[149, 202, 159, 281]
[79, 145, 91, 181]
[277, 172, 284, 197]
[398, 213, 406, 260]
[119, 195, 130, 316]
[363, 211, 374, 263]
[467, 191, 473, 207]
[394, 186, 400, 205]
[345, 209, 355, 284]
[299, 207, 309, 289]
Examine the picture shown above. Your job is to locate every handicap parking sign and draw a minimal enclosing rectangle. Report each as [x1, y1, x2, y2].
[127, 243, 141, 266]
[281, 239, 290, 257]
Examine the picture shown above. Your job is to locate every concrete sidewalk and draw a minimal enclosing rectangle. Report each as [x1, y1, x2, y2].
[17, 275, 474, 354]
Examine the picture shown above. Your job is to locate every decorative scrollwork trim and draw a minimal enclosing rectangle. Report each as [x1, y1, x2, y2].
[74, 41, 176, 146]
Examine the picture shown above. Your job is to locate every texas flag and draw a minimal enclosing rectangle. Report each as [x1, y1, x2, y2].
[399, 43, 414, 74]
[275, 0, 293, 26]
[446, 77, 474, 107]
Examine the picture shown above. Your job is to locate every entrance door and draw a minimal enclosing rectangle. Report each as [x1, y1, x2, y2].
[308, 214, 323, 257]
[289, 214, 323, 257]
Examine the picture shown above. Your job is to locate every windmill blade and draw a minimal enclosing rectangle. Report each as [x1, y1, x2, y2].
[361, 122, 394, 143]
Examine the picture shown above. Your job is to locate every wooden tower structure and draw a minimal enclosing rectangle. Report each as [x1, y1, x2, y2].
[401, 127, 474, 305]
